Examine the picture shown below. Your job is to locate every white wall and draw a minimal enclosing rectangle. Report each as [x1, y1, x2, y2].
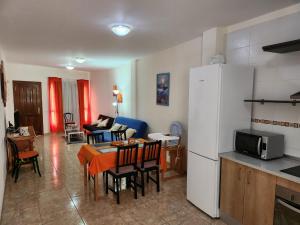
[225, 11, 300, 157]
[0, 47, 7, 219]
[90, 63, 136, 120]
[5, 63, 90, 133]
[136, 36, 202, 145]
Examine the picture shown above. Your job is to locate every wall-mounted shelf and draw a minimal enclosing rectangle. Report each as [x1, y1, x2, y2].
[244, 99, 300, 106]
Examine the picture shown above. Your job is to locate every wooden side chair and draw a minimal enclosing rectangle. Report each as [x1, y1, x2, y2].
[7, 138, 41, 182]
[111, 129, 127, 141]
[137, 140, 162, 196]
[64, 113, 76, 130]
[105, 144, 139, 204]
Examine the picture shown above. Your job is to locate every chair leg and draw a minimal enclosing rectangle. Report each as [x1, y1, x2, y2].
[15, 165, 21, 183]
[141, 171, 145, 196]
[134, 174, 137, 199]
[126, 177, 130, 189]
[105, 172, 109, 194]
[116, 178, 120, 204]
[11, 161, 17, 178]
[32, 159, 36, 173]
[147, 171, 150, 183]
[156, 169, 160, 192]
[103, 172, 106, 187]
[35, 158, 41, 177]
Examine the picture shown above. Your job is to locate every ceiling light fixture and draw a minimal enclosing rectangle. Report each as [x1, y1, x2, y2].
[111, 24, 132, 37]
[66, 65, 75, 70]
[75, 57, 86, 64]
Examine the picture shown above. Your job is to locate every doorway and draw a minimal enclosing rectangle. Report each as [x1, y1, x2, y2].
[13, 81, 44, 135]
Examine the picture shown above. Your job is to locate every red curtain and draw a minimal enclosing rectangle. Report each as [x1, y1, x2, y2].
[77, 79, 91, 129]
[48, 77, 64, 132]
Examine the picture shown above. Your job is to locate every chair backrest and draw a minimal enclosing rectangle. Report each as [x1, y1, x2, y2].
[90, 133, 103, 144]
[169, 121, 183, 145]
[64, 113, 73, 123]
[116, 144, 139, 173]
[141, 140, 162, 168]
[111, 130, 127, 141]
[7, 138, 19, 159]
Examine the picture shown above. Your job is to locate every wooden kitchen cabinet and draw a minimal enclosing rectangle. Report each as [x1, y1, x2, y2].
[220, 158, 276, 225]
[243, 168, 276, 225]
[220, 158, 246, 224]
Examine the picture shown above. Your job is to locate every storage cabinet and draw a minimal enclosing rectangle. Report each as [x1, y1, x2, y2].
[220, 159, 246, 224]
[220, 158, 276, 225]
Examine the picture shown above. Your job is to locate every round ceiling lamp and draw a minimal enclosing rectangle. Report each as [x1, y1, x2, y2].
[75, 57, 86, 64]
[66, 65, 75, 70]
[111, 24, 132, 37]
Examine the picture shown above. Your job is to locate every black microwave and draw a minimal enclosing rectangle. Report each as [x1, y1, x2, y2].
[235, 129, 284, 160]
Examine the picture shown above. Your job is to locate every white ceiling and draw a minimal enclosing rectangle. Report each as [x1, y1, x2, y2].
[0, 0, 298, 70]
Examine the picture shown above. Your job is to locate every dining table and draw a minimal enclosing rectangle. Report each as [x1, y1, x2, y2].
[77, 139, 167, 200]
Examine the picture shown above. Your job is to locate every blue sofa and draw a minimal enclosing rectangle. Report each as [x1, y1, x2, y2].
[92, 116, 148, 142]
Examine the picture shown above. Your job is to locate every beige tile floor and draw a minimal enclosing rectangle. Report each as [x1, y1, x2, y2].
[1, 133, 228, 225]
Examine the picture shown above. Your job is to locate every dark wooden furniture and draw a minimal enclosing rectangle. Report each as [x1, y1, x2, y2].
[6, 127, 36, 172]
[105, 144, 139, 204]
[13, 81, 44, 135]
[220, 158, 276, 225]
[63, 112, 76, 129]
[7, 138, 41, 182]
[87, 132, 104, 144]
[111, 130, 126, 141]
[137, 140, 162, 196]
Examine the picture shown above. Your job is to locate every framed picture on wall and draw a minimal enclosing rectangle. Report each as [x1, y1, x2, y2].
[156, 73, 170, 106]
[0, 60, 7, 107]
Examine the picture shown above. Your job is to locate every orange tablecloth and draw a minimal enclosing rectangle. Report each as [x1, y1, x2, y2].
[78, 144, 167, 176]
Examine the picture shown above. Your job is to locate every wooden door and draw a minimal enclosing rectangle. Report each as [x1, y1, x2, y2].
[13, 81, 43, 135]
[220, 158, 246, 224]
[243, 168, 276, 225]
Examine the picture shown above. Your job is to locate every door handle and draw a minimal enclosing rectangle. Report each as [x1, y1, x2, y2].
[277, 199, 300, 214]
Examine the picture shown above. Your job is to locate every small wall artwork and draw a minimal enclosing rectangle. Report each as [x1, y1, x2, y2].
[156, 73, 170, 106]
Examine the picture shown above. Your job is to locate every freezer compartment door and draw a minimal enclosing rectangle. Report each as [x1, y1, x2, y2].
[187, 151, 219, 218]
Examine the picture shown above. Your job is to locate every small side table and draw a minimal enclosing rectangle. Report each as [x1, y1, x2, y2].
[66, 130, 85, 144]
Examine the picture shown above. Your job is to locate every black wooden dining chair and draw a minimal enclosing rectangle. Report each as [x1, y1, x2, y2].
[111, 129, 127, 141]
[137, 140, 162, 196]
[105, 144, 139, 204]
[87, 132, 104, 144]
[7, 138, 41, 182]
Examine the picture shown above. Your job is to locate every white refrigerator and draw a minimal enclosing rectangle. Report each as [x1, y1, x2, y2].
[187, 64, 254, 218]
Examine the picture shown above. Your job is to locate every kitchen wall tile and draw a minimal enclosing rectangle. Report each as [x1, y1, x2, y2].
[252, 103, 276, 120]
[249, 12, 300, 47]
[227, 11, 300, 157]
[273, 104, 300, 124]
[226, 47, 249, 65]
[226, 29, 250, 51]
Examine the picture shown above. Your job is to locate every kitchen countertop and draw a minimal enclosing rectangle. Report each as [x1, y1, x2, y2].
[219, 151, 300, 184]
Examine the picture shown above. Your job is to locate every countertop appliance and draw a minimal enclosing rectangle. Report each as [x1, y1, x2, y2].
[281, 165, 300, 178]
[235, 129, 284, 160]
[274, 185, 300, 225]
[187, 64, 254, 218]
